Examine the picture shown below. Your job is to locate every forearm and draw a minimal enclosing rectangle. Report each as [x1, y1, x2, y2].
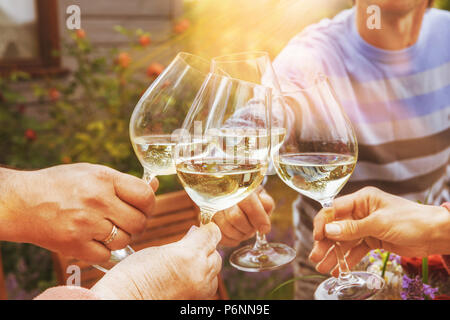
[0, 167, 33, 242]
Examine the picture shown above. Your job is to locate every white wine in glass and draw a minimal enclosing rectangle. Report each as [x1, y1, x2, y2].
[177, 159, 267, 217]
[274, 153, 356, 202]
[133, 135, 177, 176]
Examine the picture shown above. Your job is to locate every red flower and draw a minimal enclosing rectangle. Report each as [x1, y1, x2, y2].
[25, 129, 37, 141]
[434, 294, 450, 300]
[76, 29, 86, 39]
[61, 156, 72, 164]
[116, 52, 131, 68]
[173, 18, 190, 34]
[17, 104, 26, 114]
[139, 35, 151, 47]
[146, 62, 164, 77]
[401, 255, 448, 275]
[48, 88, 60, 101]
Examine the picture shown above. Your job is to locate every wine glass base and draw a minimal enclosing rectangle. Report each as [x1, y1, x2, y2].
[93, 246, 135, 273]
[229, 243, 296, 272]
[314, 272, 385, 300]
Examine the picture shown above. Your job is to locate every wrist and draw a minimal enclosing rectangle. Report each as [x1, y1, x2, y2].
[0, 168, 35, 242]
[90, 281, 122, 300]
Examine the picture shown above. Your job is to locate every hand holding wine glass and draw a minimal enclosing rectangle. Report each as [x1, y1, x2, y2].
[273, 75, 385, 300]
[91, 53, 211, 271]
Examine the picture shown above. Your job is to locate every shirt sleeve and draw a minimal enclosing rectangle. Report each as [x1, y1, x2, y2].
[34, 286, 100, 300]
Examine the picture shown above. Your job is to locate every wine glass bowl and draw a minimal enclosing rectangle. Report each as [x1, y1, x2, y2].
[130, 52, 211, 183]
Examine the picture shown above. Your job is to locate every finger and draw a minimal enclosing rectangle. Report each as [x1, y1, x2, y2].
[208, 251, 223, 274]
[309, 238, 334, 263]
[332, 187, 383, 221]
[113, 171, 156, 217]
[219, 234, 241, 247]
[183, 222, 222, 253]
[212, 211, 247, 241]
[238, 192, 271, 234]
[78, 241, 111, 264]
[313, 207, 335, 241]
[93, 219, 132, 251]
[205, 276, 219, 300]
[107, 198, 147, 235]
[324, 217, 374, 241]
[258, 189, 275, 215]
[149, 177, 159, 192]
[223, 206, 254, 235]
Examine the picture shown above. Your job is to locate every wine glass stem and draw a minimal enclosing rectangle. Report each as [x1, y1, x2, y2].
[321, 199, 353, 282]
[142, 170, 155, 184]
[253, 231, 270, 251]
[200, 208, 216, 225]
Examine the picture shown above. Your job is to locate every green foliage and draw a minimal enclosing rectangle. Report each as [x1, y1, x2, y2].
[434, 0, 450, 10]
[0, 26, 182, 299]
[0, 27, 182, 194]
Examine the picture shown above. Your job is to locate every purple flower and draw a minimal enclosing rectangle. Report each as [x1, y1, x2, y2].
[391, 255, 401, 264]
[401, 275, 439, 300]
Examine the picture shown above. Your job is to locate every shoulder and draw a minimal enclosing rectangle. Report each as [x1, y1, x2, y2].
[273, 8, 353, 85]
[288, 8, 353, 47]
[425, 8, 450, 23]
[423, 8, 450, 35]
[419, 8, 450, 64]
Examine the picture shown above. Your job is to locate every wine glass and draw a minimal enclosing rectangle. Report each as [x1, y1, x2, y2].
[211, 51, 296, 272]
[130, 52, 211, 183]
[173, 73, 271, 229]
[92, 53, 210, 272]
[272, 75, 385, 300]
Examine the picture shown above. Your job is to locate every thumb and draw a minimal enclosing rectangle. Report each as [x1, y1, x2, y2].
[324, 218, 372, 241]
[182, 223, 222, 253]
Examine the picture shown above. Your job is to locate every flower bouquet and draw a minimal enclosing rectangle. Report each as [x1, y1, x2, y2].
[354, 250, 450, 300]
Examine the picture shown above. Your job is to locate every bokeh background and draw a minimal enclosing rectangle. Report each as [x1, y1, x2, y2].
[0, 0, 449, 300]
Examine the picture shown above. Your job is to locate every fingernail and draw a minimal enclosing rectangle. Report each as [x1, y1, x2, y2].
[325, 223, 341, 236]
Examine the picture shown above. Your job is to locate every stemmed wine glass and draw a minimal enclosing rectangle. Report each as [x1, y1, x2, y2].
[130, 52, 211, 184]
[173, 73, 271, 228]
[92, 53, 210, 271]
[211, 51, 296, 272]
[272, 75, 385, 300]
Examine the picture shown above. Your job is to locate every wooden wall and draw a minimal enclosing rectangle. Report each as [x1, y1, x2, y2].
[56, 0, 183, 70]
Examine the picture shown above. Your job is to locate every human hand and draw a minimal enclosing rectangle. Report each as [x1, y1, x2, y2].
[91, 222, 222, 300]
[0, 164, 158, 263]
[309, 187, 450, 277]
[213, 187, 274, 247]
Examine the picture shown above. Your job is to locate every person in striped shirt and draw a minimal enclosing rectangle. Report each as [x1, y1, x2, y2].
[272, 0, 449, 299]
